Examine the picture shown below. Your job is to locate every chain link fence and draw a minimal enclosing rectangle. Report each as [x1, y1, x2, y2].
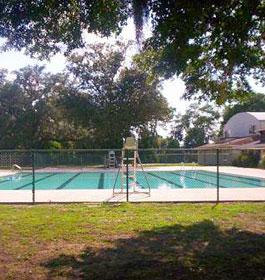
[0, 148, 264, 203]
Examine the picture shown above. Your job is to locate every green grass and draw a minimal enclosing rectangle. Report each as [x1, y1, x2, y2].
[0, 203, 264, 279]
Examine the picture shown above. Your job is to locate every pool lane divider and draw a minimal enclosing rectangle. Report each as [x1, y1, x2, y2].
[136, 179, 146, 189]
[196, 170, 262, 187]
[147, 172, 183, 188]
[130, 176, 145, 189]
[127, 173, 145, 189]
[198, 170, 261, 187]
[57, 173, 81, 189]
[169, 171, 227, 188]
[98, 173, 105, 189]
[14, 173, 59, 190]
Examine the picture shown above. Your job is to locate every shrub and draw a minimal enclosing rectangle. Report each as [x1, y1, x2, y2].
[258, 158, 265, 169]
[233, 151, 260, 168]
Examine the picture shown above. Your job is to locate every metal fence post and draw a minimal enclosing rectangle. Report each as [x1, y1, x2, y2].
[126, 150, 129, 202]
[216, 149, 220, 203]
[9, 153, 12, 169]
[32, 151, 36, 204]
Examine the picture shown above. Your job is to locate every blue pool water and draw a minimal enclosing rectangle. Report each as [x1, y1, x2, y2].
[0, 170, 265, 190]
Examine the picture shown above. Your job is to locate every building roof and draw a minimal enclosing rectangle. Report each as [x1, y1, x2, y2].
[237, 142, 265, 150]
[246, 112, 265, 120]
[197, 111, 265, 150]
[197, 137, 259, 150]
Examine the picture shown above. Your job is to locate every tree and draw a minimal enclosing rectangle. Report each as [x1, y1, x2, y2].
[0, 1, 263, 103]
[0, 65, 55, 148]
[138, 127, 160, 149]
[0, 66, 87, 149]
[0, 0, 129, 58]
[137, 0, 264, 104]
[0, 43, 172, 149]
[61, 43, 172, 148]
[171, 103, 220, 148]
[167, 138, 180, 149]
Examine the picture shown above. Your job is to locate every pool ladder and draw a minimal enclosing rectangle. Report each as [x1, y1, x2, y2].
[11, 164, 23, 181]
[12, 164, 22, 173]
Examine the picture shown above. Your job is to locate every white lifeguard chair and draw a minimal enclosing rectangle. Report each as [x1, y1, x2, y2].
[113, 136, 150, 195]
[124, 137, 138, 150]
[107, 150, 117, 168]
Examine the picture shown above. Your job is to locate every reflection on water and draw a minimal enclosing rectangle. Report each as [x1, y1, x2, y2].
[157, 183, 172, 190]
[8, 173, 23, 181]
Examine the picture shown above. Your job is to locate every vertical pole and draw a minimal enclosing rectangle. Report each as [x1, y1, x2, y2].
[216, 149, 220, 203]
[32, 151, 35, 204]
[9, 152, 12, 169]
[80, 153, 83, 169]
[126, 150, 129, 202]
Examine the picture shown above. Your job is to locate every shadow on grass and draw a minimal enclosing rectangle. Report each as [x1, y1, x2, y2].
[43, 220, 265, 280]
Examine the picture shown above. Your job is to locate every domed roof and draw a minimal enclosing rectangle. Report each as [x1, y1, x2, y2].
[245, 112, 265, 120]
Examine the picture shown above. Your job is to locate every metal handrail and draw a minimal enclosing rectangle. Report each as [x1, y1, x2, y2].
[12, 164, 22, 173]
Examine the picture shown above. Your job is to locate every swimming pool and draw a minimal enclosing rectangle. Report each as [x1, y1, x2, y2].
[0, 170, 265, 190]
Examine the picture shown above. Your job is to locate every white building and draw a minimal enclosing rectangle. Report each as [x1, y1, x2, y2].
[223, 112, 265, 138]
[198, 112, 265, 165]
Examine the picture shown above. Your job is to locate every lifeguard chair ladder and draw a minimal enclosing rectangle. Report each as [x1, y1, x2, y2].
[113, 137, 150, 195]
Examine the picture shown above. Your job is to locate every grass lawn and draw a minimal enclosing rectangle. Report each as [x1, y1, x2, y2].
[0, 203, 264, 280]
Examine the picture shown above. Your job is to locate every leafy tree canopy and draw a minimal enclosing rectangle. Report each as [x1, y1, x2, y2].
[0, 66, 84, 149]
[61, 43, 172, 148]
[0, 1, 263, 103]
[136, 0, 265, 104]
[171, 103, 220, 148]
[0, 43, 172, 149]
[0, 0, 129, 58]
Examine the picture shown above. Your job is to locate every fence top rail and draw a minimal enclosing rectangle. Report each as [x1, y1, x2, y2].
[1, 148, 202, 152]
[0, 148, 262, 152]
[0, 149, 121, 152]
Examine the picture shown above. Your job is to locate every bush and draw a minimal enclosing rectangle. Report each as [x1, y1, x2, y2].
[233, 151, 260, 168]
[258, 158, 265, 169]
[43, 141, 62, 150]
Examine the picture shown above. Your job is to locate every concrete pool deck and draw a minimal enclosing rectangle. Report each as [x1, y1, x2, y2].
[0, 166, 265, 203]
